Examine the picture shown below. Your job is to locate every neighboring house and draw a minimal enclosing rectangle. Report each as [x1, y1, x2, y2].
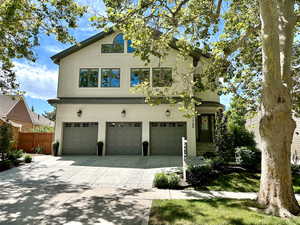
[0, 95, 54, 132]
[48, 29, 223, 156]
[246, 111, 300, 161]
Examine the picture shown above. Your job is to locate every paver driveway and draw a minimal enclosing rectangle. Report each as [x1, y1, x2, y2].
[0, 155, 181, 225]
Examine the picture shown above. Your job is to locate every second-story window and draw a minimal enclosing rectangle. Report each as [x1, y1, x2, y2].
[152, 68, 172, 87]
[127, 40, 135, 53]
[79, 68, 99, 88]
[101, 68, 120, 87]
[130, 68, 150, 87]
[101, 34, 124, 53]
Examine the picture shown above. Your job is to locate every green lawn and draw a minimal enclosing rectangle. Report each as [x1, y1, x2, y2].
[149, 199, 300, 225]
[196, 172, 300, 193]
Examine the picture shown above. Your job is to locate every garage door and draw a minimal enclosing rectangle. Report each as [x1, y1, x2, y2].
[150, 122, 186, 155]
[106, 122, 142, 155]
[63, 122, 98, 155]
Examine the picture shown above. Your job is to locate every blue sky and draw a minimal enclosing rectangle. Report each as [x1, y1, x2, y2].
[13, 0, 230, 115]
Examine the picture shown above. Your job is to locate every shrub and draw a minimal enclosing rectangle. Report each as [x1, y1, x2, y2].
[235, 146, 261, 170]
[215, 110, 234, 161]
[154, 172, 180, 189]
[230, 126, 256, 149]
[154, 173, 170, 189]
[187, 159, 219, 186]
[34, 146, 44, 154]
[0, 123, 12, 160]
[210, 156, 225, 169]
[24, 154, 32, 163]
[1, 160, 12, 169]
[168, 173, 180, 189]
[7, 149, 24, 161]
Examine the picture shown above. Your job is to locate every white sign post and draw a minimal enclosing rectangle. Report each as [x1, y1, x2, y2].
[182, 137, 187, 182]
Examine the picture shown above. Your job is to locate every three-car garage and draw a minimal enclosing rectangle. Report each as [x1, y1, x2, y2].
[61, 121, 186, 156]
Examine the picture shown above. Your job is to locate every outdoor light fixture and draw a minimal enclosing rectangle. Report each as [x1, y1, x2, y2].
[121, 109, 126, 118]
[77, 109, 82, 117]
[165, 109, 171, 117]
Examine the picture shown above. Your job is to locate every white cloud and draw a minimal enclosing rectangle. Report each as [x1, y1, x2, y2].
[44, 45, 64, 54]
[13, 62, 58, 100]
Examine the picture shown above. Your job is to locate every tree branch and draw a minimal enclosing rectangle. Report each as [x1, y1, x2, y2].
[215, 0, 223, 19]
[173, 0, 190, 16]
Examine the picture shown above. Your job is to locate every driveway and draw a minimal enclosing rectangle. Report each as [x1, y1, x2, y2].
[0, 155, 181, 225]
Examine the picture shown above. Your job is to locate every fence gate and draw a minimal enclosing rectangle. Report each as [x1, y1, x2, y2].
[18, 132, 54, 154]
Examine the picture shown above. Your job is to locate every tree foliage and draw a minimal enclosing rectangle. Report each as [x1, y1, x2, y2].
[214, 109, 233, 160]
[92, 0, 299, 115]
[93, 0, 300, 216]
[0, 0, 86, 94]
[42, 107, 56, 121]
[0, 123, 12, 161]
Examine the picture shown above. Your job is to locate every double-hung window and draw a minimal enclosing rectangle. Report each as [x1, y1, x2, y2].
[79, 68, 99, 88]
[152, 67, 172, 87]
[130, 68, 150, 86]
[101, 68, 120, 87]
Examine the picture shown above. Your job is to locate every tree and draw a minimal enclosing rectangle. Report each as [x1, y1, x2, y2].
[93, 0, 300, 216]
[43, 107, 56, 121]
[214, 109, 233, 160]
[0, 0, 86, 94]
[0, 123, 12, 161]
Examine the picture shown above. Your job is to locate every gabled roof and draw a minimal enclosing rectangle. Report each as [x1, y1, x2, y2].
[51, 28, 209, 64]
[0, 95, 22, 117]
[0, 95, 54, 127]
[51, 28, 115, 64]
[29, 111, 54, 127]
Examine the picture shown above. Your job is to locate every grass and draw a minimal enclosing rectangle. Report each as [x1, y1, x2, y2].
[149, 199, 300, 225]
[196, 172, 300, 193]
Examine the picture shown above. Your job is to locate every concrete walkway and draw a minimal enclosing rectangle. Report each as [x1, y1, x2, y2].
[0, 155, 180, 225]
[2, 155, 300, 225]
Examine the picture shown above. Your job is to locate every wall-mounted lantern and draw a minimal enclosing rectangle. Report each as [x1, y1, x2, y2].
[121, 109, 126, 118]
[77, 109, 82, 117]
[165, 109, 171, 117]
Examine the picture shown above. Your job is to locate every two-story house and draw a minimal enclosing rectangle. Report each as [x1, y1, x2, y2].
[48, 29, 223, 156]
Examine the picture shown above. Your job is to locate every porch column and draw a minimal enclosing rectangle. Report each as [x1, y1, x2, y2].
[187, 118, 197, 156]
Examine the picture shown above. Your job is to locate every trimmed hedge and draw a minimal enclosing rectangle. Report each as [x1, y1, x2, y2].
[154, 172, 180, 189]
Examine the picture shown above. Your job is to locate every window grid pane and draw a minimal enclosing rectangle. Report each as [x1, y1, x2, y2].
[79, 68, 99, 88]
[130, 68, 150, 87]
[101, 68, 120, 87]
[152, 68, 172, 87]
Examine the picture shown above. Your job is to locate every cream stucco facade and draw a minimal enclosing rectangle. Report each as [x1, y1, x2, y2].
[50, 30, 222, 156]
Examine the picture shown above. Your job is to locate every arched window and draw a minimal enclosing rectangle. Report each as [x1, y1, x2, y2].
[101, 34, 124, 53]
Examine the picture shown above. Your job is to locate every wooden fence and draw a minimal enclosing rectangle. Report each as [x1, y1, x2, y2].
[18, 132, 54, 155]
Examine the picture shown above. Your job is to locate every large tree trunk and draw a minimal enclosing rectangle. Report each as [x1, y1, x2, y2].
[258, 0, 300, 217]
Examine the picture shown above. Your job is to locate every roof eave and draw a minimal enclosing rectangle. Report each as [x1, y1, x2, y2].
[50, 28, 209, 64]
